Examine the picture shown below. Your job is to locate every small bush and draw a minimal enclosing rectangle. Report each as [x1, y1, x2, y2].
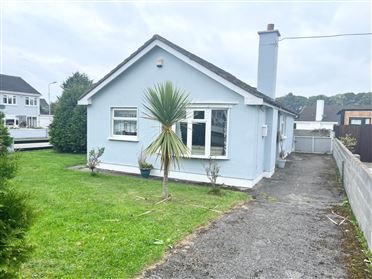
[340, 134, 357, 153]
[138, 148, 153, 169]
[87, 147, 105, 176]
[205, 158, 223, 196]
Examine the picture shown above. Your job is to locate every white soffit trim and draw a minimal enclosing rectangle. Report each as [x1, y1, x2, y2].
[78, 39, 262, 105]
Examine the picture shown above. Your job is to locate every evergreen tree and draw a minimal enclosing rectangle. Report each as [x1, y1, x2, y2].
[49, 72, 92, 153]
[0, 112, 33, 278]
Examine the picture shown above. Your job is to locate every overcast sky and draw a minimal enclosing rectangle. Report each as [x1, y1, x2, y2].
[2, 1, 371, 102]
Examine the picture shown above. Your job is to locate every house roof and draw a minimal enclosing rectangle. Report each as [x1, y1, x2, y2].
[337, 105, 372, 114]
[297, 104, 341, 122]
[79, 34, 296, 115]
[0, 74, 41, 95]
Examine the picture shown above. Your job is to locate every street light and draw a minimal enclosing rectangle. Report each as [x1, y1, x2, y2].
[48, 81, 57, 115]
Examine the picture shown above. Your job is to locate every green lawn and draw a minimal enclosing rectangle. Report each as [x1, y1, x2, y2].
[13, 150, 248, 278]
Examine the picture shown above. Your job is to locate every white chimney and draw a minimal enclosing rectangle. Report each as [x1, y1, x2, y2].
[257, 23, 280, 99]
[315, 99, 325, 121]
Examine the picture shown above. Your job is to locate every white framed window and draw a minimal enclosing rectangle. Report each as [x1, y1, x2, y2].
[25, 97, 38, 106]
[26, 116, 37, 128]
[110, 107, 138, 141]
[2, 94, 16, 105]
[175, 108, 229, 159]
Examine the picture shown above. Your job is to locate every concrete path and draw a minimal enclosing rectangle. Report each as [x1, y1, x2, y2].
[143, 154, 347, 279]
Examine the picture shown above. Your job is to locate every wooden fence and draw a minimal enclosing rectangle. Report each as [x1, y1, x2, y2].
[334, 125, 372, 162]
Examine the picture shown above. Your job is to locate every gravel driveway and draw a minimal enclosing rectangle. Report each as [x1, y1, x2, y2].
[143, 154, 347, 279]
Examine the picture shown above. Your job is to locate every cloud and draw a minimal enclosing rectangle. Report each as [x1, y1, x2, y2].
[1, 1, 371, 101]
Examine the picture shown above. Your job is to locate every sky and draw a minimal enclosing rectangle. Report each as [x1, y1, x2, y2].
[1, 1, 371, 102]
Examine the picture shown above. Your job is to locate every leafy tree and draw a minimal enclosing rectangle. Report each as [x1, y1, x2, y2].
[144, 81, 191, 199]
[0, 112, 33, 278]
[277, 92, 372, 113]
[276, 93, 308, 113]
[49, 72, 92, 153]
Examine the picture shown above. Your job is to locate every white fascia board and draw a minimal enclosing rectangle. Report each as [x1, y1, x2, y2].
[79, 39, 262, 105]
[294, 120, 337, 124]
[0, 90, 41, 97]
[265, 102, 296, 117]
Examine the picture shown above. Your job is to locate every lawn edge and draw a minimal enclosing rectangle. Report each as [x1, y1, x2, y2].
[136, 199, 251, 279]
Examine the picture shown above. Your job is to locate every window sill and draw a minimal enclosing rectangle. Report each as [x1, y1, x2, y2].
[107, 136, 139, 142]
[184, 155, 229, 160]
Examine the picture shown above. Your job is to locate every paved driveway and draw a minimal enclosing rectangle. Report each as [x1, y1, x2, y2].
[143, 154, 347, 279]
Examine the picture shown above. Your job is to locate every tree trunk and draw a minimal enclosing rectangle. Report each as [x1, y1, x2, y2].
[162, 156, 169, 199]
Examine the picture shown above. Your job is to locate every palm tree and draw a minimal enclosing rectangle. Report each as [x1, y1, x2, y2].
[143, 81, 191, 199]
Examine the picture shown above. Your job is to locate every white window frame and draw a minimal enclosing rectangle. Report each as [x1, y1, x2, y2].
[109, 107, 139, 142]
[2, 94, 17, 105]
[25, 96, 38, 106]
[177, 107, 230, 159]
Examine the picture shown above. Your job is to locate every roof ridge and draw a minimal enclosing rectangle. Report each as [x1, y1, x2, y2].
[80, 34, 296, 115]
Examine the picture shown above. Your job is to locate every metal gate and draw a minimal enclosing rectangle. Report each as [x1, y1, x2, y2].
[294, 135, 333, 154]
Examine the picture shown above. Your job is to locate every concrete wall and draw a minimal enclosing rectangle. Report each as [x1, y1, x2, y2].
[9, 128, 49, 139]
[333, 139, 372, 251]
[295, 121, 336, 130]
[39, 115, 54, 128]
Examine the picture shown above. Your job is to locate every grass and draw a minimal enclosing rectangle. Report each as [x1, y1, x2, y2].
[12, 150, 248, 278]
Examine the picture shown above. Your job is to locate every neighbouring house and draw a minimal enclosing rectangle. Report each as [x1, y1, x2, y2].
[78, 24, 296, 188]
[337, 105, 372, 125]
[295, 100, 341, 130]
[39, 98, 54, 128]
[0, 74, 41, 128]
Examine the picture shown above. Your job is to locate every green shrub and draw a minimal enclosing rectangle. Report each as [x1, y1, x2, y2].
[49, 72, 92, 153]
[0, 112, 33, 278]
[340, 133, 357, 153]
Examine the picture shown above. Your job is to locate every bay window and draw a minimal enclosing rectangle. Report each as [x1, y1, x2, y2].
[176, 108, 229, 158]
[111, 108, 138, 140]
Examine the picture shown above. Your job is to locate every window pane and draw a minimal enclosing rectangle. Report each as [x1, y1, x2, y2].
[366, 119, 371, 124]
[350, 119, 362, 125]
[211, 110, 227, 156]
[193, 110, 205, 119]
[113, 120, 137, 136]
[114, 110, 136, 118]
[192, 123, 205, 155]
[176, 122, 188, 145]
[25, 97, 29, 105]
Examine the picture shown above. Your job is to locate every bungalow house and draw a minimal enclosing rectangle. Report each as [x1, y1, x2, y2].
[78, 24, 296, 188]
[0, 74, 41, 128]
[337, 105, 372, 125]
[295, 100, 341, 130]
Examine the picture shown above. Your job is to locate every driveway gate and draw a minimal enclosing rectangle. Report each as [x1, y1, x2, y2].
[294, 135, 333, 154]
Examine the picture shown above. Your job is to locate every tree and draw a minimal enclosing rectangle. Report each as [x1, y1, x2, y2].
[143, 81, 191, 199]
[49, 72, 92, 153]
[276, 92, 372, 113]
[0, 112, 33, 278]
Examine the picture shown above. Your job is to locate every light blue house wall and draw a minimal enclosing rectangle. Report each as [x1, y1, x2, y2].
[82, 29, 296, 188]
[87, 46, 275, 186]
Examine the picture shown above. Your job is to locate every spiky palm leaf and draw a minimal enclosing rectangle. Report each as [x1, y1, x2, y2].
[143, 81, 191, 198]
